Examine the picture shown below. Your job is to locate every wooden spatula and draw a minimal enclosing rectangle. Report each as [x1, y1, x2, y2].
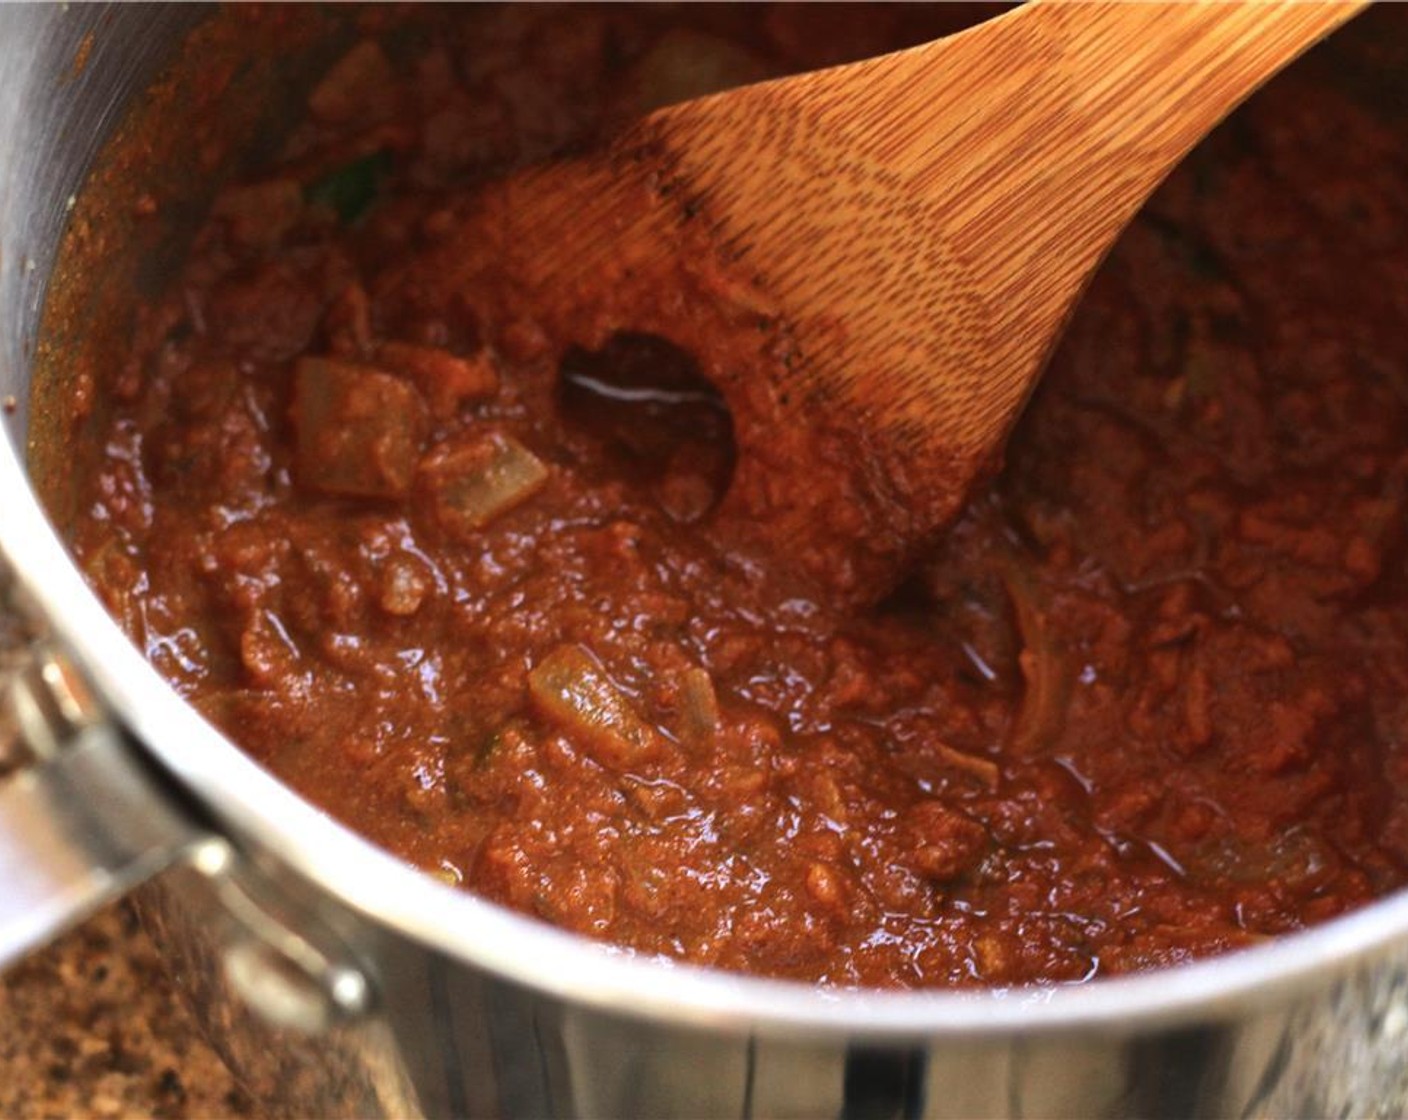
[405, 1, 1363, 600]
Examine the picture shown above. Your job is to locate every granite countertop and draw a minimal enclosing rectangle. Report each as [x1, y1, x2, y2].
[0, 902, 257, 1120]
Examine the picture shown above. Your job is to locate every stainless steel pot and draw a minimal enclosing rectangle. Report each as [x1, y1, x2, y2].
[3, 5, 1408, 1117]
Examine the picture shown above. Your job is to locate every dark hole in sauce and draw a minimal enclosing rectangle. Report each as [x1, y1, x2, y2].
[557, 331, 735, 523]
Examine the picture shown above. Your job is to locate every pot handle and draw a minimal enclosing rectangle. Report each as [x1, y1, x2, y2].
[0, 553, 373, 1032]
[0, 639, 208, 971]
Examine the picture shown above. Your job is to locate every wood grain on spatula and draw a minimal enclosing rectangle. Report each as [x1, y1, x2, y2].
[403, 1, 1364, 600]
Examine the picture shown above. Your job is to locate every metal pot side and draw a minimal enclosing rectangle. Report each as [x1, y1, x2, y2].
[3, 5, 1408, 1117]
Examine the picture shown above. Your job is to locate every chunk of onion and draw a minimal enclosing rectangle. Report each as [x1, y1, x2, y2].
[528, 645, 663, 770]
[420, 432, 549, 538]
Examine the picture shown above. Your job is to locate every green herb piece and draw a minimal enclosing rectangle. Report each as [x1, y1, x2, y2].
[305, 149, 392, 225]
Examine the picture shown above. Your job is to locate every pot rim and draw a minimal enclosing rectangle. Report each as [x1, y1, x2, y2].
[5, 431, 1405, 1038]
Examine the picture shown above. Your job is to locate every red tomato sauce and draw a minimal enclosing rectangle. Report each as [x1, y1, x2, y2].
[54, 5, 1408, 988]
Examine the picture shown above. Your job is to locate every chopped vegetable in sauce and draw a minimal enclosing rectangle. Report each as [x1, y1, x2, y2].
[528, 645, 664, 770]
[305, 150, 392, 225]
[677, 666, 720, 750]
[293, 357, 427, 498]
[419, 432, 549, 537]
